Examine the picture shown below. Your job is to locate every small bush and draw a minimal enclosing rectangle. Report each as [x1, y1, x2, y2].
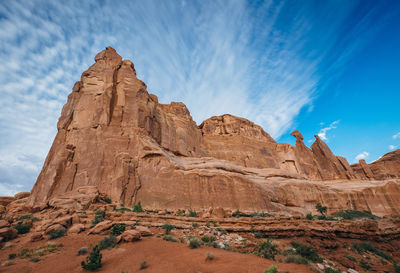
[256, 239, 280, 260]
[163, 235, 177, 242]
[201, 236, 216, 243]
[30, 257, 40, 263]
[91, 210, 106, 227]
[306, 213, 313, 220]
[98, 235, 117, 250]
[324, 268, 341, 273]
[140, 260, 148, 270]
[291, 241, 323, 263]
[81, 245, 102, 271]
[353, 242, 392, 261]
[132, 202, 144, 212]
[77, 247, 89, 256]
[360, 259, 372, 270]
[334, 210, 379, 220]
[48, 228, 66, 240]
[177, 209, 185, 216]
[264, 265, 278, 273]
[394, 262, 400, 273]
[111, 224, 126, 236]
[188, 209, 198, 217]
[104, 197, 112, 204]
[19, 248, 34, 258]
[8, 253, 16, 260]
[18, 214, 39, 222]
[285, 254, 309, 264]
[188, 237, 201, 249]
[212, 221, 218, 227]
[192, 223, 199, 228]
[316, 203, 327, 215]
[206, 252, 214, 261]
[161, 224, 175, 234]
[14, 224, 31, 234]
[344, 254, 356, 262]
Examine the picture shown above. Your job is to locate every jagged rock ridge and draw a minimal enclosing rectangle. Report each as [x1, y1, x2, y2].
[27, 47, 400, 216]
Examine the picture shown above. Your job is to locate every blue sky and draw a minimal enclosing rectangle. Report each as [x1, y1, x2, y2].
[0, 0, 399, 195]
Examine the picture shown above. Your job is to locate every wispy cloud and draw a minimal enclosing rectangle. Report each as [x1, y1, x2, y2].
[355, 151, 369, 161]
[317, 120, 339, 141]
[393, 132, 400, 139]
[389, 145, 397, 150]
[0, 0, 392, 195]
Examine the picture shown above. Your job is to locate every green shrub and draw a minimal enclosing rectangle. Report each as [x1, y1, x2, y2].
[188, 209, 198, 217]
[19, 248, 34, 258]
[81, 245, 102, 271]
[188, 237, 201, 249]
[252, 212, 274, 217]
[177, 209, 185, 216]
[316, 203, 327, 215]
[334, 210, 379, 220]
[14, 224, 31, 234]
[48, 228, 66, 240]
[163, 235, 177, 242]
[306, 213, 313, 220]
[8, 253, 16, 260]
[132, 202, 144, 212]
[394, 262, 400, 273]
[161, 224, 175, 234]
[344, 254, 356, 262]
[212, 221, 218, 227]
[30, 257, 40, 263]
[255, 239, 280, 260]
[233, 210, 242, 218]
[264, 265, 278, 273]
[324, 268, 341, 273]
[91, 210, 106, 227]
[360, 259, 372, 270]
[201, 236, 216, 243]
[192, 223, 199, 228]
[111, 224, 126, 236]
[18, 214, 39, 222]
[291, 241, 323, 262]
[285, 254, 309, 264]
[104, 197, 112, 204]
[139, 261, 148, 270]
[353, 242, 392, 261]
[206, 252, 214, 261]
[98, 235, 117, 250]
[77, 247, 89, 256]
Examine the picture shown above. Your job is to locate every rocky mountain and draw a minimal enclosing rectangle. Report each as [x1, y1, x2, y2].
[25, 47, 400, 217]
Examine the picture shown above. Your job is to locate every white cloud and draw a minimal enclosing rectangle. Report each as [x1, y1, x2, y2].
[393, 132, 400, 139]
[355, 151, 369, 162]
[389, 145, 397, 150]
[317, 120, 339, 141]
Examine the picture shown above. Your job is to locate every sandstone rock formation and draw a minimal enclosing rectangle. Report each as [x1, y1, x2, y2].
[23, 47, 400, 217]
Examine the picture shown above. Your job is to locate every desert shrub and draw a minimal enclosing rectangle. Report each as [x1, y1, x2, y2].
[188, 209, 198, 217]
[316, 203, 327, 215]
[306, 213, 313, 220]
[334, 210, 379, 220]
[252, 212, 274, 218]
[232, 210, 242, 218]
[255, 239, 279, 260]
[14, 224, 31, 234]
[48, 228, 66, 240]
[91, 210, 106, 227]
[394, 262, 400, 273]
[111, 224, 126, 236]
[212, 221, 218, 227]
[188, 237, 201, 249]
[176, 209, 185, 216]
[192, 223, 199, 228]
[81, 245, 102, 271]
[77, 247, 89, 256]
[353, 242, 392, 261]
[264, 265, 278, 273]
[206, 252, 214, 261]
[205, 222, 210, 228]
[285, 254, 309, 264]
[201, 236, 216, 243]
[18, 214, 39, 222]
[161, 224, 175, 234]
[324, 268, 341, 273]
[140, 261, 148, 270]
[179, 237, 185, 243]
[291, 241, 323, 263]
[163, 235, 177, 242]
[132, 202, 144, 212]
[98, 235, 117, 250]
[104, 197, 112, 204]
[19, 248, 34, 258]
[8, 253, 16, 260]
[360, 259, 372, 270]
[253, 231, 264, 239]
[344, 254, 356, 262]
[30, 257, 40, 263]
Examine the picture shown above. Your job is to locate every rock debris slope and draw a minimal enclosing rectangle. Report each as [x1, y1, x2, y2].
[27, 47, 400, 216]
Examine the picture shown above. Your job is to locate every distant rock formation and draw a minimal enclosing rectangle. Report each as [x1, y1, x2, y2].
[26, 47, 400, 216]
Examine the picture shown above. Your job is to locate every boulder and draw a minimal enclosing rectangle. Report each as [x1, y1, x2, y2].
[121, 230, 141, 242]
[135, 226, 153, 236]
[0, 220, 10, 229]
[210, 207, 226, 218]
[14, 192, 30, 200]
[88, 220, 113, 234]
[69, 223, 85, 234]
[45, 224, 65, 235]
[0, 227, 17, 240]
[30, 232, 43, 242]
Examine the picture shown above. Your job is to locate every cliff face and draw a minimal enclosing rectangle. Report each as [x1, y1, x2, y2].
[27, 47, 400, 216]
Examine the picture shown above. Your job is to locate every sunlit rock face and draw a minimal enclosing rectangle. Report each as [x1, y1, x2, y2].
[27, 47, 400, 217]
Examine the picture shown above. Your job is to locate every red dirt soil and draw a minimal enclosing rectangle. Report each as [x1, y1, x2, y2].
[0, 234, 312, 273]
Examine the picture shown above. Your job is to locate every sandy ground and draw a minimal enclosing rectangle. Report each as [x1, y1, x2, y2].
[0, 234, 312, 273]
